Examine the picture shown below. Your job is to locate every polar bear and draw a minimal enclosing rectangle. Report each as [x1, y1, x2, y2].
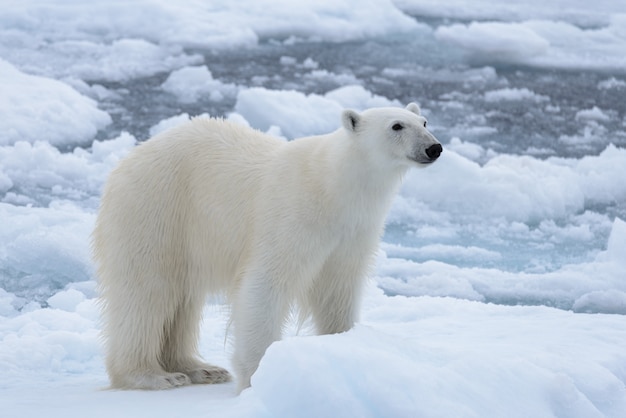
[92, 103, 442, 392]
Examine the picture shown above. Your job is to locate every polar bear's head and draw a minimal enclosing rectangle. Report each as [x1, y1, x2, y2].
[341, 103, 442, 168]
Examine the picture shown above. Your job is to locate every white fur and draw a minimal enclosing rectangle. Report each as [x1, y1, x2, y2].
[92, 104, 441, 392]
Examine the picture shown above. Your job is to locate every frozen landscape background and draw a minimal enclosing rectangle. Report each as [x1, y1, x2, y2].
[1, 1, 626, 417]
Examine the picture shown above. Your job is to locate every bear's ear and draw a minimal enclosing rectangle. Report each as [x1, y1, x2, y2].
[406, 102, 421, 116]
[342, 109, 361, 132]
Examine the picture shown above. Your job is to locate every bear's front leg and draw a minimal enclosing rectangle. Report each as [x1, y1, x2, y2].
[307, 248, 370, 335]
[232, 272, 290, 393]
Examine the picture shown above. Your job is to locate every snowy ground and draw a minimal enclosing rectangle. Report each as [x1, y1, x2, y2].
[1, 1, 626, 417]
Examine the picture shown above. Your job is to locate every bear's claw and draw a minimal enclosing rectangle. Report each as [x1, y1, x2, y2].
[166, 373, 192, 387]
[187, 366, 232, 384]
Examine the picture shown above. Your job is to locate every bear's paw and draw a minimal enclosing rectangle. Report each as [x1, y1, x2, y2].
[187, 365, 232, 384]
[129, 371, 191, 390]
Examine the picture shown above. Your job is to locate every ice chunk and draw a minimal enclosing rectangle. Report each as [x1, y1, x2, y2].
[149, 113, 207, 137]
[604, 217, 626, 263]
[435, 22, 549, 62]
[573, 291, 626, 314]
[598, 77, 626, 90]
[435, 16, 626, 71]
[575, 106, 611, 123]
[395, 0, 625, 27]
[0, 288, 18, 317]
[235, 85, 398, 138]
[484, 87, 549, 103]
[161, 65, 238, 104]
[47, 289, 86, 312]
[0, 59, 111, 147]
[251, 302, 626, 418]
[0, 133, 136, 207]
[0, 202, 95, 303]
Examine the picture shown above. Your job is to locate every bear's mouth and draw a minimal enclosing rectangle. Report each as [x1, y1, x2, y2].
[407, 155, 436, 165]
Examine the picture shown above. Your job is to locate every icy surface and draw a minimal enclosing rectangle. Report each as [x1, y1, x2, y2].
[0, 59, 111, 147]
[254, 290, 626, 418]
[1, 0, 626, 417]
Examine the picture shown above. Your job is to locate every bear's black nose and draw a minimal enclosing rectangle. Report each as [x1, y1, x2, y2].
[426, 144, 442, 160]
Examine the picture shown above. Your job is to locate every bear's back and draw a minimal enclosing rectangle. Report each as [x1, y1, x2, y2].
[95, 117, 286, 290]
[148, 117, 283, 165]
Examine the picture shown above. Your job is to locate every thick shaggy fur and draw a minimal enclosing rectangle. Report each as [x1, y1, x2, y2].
[92, 104, 441, 392]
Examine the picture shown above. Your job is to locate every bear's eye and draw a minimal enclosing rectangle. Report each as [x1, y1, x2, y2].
[392, 123, 404, 131]
[423, 121, 427, 128]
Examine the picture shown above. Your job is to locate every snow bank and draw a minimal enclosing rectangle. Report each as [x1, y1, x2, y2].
[162, 65, 239, 104]
[394, 144, 626, 224]
[484, 87, 549, 103]
[0, 133, 136, 207]
[219, 0, 418, 42]
[235, 85, 400, 138]
[434, 16, 626, 72]
[436, 22, 549, 61]
[0, 59, 111, 147]
[0, 302, 102, 380]
[3, 282, 625, 417]
[250, 290, 626, 418]
[39, 39, 203, 82]
[395, 0, 626, 27]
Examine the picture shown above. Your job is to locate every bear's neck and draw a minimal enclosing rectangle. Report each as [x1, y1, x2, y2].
[297, 132, 409, 218]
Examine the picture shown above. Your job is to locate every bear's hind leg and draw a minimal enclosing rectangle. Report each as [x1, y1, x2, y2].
[161, 292, 231, 385]
[101, 270, 194, 390]
[103, 309, 193, 389]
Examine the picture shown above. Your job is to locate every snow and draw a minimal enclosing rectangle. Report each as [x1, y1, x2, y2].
[2, 284, 626, 417]
[576, 107, 612, 123]
[394, 0, 626, 27]
[378, 217, 626, 311]
[484, 87, 549, 103]
[162, 65, 239, 104]
[598, 77, 626, 90]
[0, 59, 111, 147]
[255, 293, 626, 418]
[0, 202, 95, 305]
[0, 0, 416, 82]
[149, 113, 208, 137]
[0, 133, 135, 207]
[46, 288, 87, 312]
[436, 22, 550, 62]
[1, 0, 626, 417]
[235, 85, 399, 138]
[434, 16, 626, 72]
